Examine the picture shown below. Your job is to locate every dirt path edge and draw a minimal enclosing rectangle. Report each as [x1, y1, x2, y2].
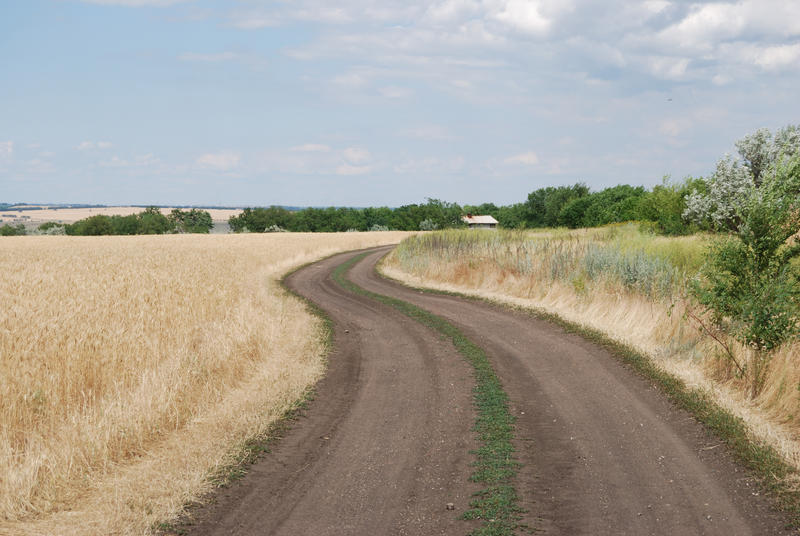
[375, 253, 800, 529]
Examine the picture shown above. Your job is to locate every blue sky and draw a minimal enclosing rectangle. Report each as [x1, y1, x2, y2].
[1, 0, 799, 207]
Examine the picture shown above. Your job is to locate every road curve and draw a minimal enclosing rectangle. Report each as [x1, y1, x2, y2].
[189, 248, 482, 535]
[190, 246, 790, 535]
[352, 247, 789, 535]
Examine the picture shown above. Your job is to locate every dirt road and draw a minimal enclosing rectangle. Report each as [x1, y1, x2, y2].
[190, 247, 789, 535]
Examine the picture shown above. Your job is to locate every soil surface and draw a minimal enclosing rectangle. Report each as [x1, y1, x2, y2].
[189, 246, 791, 535]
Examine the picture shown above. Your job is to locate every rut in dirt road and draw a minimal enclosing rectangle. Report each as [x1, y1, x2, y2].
[352, 247, 791, 536]
[188, 249, 483, 536]
[190, 246, 790, 536]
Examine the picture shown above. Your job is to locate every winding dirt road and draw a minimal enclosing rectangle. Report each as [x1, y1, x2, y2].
[189, 247, 790, 535]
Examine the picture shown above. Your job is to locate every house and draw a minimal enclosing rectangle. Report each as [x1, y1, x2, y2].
[462, 214, 498, 229]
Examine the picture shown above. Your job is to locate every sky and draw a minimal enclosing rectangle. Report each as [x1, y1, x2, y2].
[1, 0, 799, 207]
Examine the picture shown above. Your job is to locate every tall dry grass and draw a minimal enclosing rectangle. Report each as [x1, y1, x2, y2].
[383, 225, 800, 468]
[0, 232, 412, 535]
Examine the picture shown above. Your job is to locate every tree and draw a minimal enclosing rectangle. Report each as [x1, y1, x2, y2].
[684, 155, 754, 231]
[169, 208, 213, 233]
[0, 223, 27, 236]
[557, 196, 593, 228]
[67, 215, 114, 235]
[110, 214, 140, 235]
[684, 124, 800, 231]
[137, 207, 172, 234]
[495, 203, 526, 229]
[691, 155, 800, 395]
[524, 183, 589, 227]
[636, 177, 705, 235]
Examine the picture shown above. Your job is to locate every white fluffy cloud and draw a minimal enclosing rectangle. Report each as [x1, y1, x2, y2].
[504, 151, 539, 166]
[336, 164, 372, 175]
[81, 0, 187, 5]
[342, 147, 371, 164]
[77, 141, 112, 151]
[178, 52, 239, 62]
[196, 152, 241, 171]
[491, 0, 567, 35]
[401, 124, 454, 141]
[253, 0, 800, 88]
[98, 153, 159, 168]
[0, 141, 13, 159]
[290, 144, 332, 152]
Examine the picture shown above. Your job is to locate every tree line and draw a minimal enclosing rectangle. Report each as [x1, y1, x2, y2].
[4, 124, 797, 240]
[33, 207, 214, 236]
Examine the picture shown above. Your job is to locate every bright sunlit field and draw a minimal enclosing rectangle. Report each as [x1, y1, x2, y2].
[0, 232, 412, 535]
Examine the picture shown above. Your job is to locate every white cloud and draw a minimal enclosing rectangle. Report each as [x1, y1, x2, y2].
[425, 0, 481, 23]
[393, 156, 464, 174]
[504, 151, 539, 166]
[493, 0, 552, 34]
[401, 124, 454, 141]
[196, 152, 241, 170]
[659, 118, 689, 138]
[336, 164, 371, 175]
[0, 141, 13, 159]
[641, 1, 800, 57]
[379, 86, 413, 99]
[332, 72, 369, 88]
[24, 158, 56, 174]
[342, 147, 371, 164]
[99, 153, 159, 168]
[77, 141, 113, 151]
[80, 0, 188, 6]
[290, 6, 353, 24]
[645, 56, 690, 80]
[748, 43, 800, 71]
[290, 143, 332, 152]
[229, 12, 280, 29]
[178, 52, 239, 62]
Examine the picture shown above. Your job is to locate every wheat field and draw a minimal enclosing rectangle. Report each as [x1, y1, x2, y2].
[0, 232, 411, 535]
[382, 226, 800, 471]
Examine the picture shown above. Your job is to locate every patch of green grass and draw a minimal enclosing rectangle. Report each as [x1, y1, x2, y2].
[333, 253, 523, 535]
[378, 258, 800, 529]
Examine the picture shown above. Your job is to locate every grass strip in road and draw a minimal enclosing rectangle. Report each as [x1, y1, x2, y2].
[333, 253, 523, 536]
[377, 263, 800, 529]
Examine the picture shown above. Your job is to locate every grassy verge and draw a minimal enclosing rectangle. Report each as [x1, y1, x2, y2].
[333, 252, 523, 536]
[154, 393, 315, 535]
[377, 257, 800, 529]
[156, 262, 337, 535]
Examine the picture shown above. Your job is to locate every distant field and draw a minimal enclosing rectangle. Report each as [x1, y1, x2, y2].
[0, 206, 243, 224]
[0, 231, 413, 535]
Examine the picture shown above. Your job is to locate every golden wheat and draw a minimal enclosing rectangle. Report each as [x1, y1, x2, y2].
[0, 232, 412, 535]
[382, 227, 800, 471]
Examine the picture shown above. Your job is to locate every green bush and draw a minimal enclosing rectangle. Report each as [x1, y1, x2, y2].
[0, 223, 27, 236]
[691, 161, 800, 394]
[169, 208, 213, 233]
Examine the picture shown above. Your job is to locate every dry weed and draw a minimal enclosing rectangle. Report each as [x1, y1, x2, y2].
[383, 228, 800, 471]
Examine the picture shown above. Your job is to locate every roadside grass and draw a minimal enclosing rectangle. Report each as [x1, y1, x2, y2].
[381, 229, 800, 528]
[386, 227, 800, 463]
[154, 392, 315, 536]
[332, 253, 523, 536]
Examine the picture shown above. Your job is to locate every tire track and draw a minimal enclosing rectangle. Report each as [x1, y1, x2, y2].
[352, 246, 790, 535]
[190, 246, 791, 535]
[189, 249, 482, 535]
